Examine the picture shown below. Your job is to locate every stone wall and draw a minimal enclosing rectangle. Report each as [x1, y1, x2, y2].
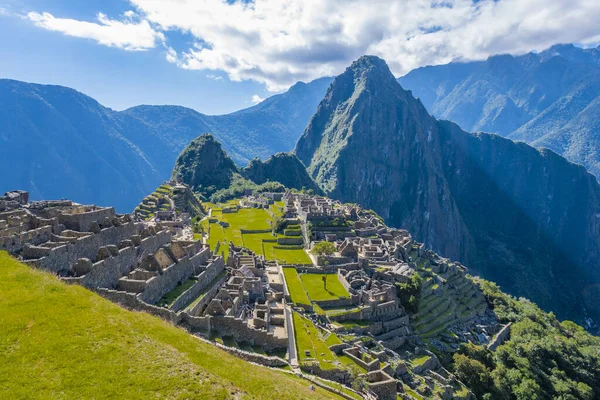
[0, 225, 53, 253]
[201, 337, 288, 368]
[277, 237, 303, 245]
[488, 322, 512, 351]
[94, 288, 179, 323]
[186, 273, 228, 316]
[299, 364, 350, 383]
[179, 312, 211, 332]
[317, 255, 353, 266]
[170, 257, 226, 312]
[80, 230, 172, 289]
[140, 248, 211, 304]
[366, 370, 397, 400]
[24, 222, 143, 273]
[314, 296, 357, 309]
[342, 347, 380, 372]
[210, 316, 287, 351]
[58, 207, 116, 232]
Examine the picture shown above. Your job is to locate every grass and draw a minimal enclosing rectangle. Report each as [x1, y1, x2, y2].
[266, 242, 312, 264]
[220, 207, 272, 231]
[184, 271, 227, 314]
[292, 311, 339, 370]
[411, 355, 430, 367]
[325, 332, 342, 346]
[403, 386, 424, 400]
[336, 320, 371, 329]
[313, 377, 363, 400]
[283, 268, 311, 306]
[201, 202, 313, 265]
[0, 252, 342, 400]
[301, 274, 351, 302]
[156, 278, 197, 308]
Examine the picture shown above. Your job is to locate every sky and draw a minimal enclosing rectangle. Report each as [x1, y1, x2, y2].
[0, 0, 599, 115]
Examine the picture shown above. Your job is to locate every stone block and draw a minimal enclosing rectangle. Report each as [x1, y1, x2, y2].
[74, 258, 93, 276]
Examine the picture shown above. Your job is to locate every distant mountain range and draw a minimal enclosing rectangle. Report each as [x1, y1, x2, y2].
[0, 77, 331, 211]
[295, 55, 600, 328]
[399, 44, 600, 178]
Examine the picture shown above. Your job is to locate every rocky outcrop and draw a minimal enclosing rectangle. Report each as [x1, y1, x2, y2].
[171, 134, 238, 198]
[295, 55, 600, 326]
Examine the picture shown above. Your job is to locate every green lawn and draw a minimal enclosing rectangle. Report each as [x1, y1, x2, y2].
[156, 278, 197, 308]
[283, 268, 311, 306]
[241, 232, 277, 255]
[292, 311, 339, 370]
[266, 243, 312, 264]
[199, 201, 311, 268]
[0, 252, 341, 400]
[301, 274, 351, 302]
[221, 207, 272, 231]
[200, 201, 314, 265]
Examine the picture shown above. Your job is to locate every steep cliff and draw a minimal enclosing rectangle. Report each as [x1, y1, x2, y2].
[399, 44, 600, 178]
[171, 134, 238, 198]
[295, 55, 600, 326]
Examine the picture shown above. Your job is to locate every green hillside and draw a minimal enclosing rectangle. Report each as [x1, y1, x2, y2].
[0, 252, 340, 400]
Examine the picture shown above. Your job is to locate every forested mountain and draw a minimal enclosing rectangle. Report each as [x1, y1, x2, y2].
[295, 55, 600, 329]
[171, 133, 318, 201]
[0, 77, 331, 211]
[399, 44, 600, 178]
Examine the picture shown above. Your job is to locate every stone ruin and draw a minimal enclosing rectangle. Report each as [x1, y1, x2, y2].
[194, 242, 288, 351]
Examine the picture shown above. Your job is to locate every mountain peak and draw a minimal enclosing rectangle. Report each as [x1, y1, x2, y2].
[345, 55, 398, 86]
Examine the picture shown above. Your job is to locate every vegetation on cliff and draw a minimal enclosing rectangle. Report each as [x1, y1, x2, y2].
[242, 152, 321, 194]
[450, 279, 600, 400]
[172, 134, 318, 202]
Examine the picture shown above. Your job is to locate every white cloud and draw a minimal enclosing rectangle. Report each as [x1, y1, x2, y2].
[251, 94, 265, 103]
[23, 0, 600, 90]
[126, 0, 600, 91]
[165, 46, 178, 63]
[206, 74, 223, 80]
[26, 11, 163, 51]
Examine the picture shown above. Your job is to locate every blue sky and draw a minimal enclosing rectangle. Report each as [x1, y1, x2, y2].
[0, 0, 268, 114]
[1, 0, 599, 115]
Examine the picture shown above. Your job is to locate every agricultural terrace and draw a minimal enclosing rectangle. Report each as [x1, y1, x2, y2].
[198, 200, 311, 264]
[300, 274, 351, 302]
[283, 268, 310, 306]
[293, 312, 366, 373]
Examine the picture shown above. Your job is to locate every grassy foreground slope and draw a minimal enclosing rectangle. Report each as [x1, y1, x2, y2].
[0, 252, 339, 400]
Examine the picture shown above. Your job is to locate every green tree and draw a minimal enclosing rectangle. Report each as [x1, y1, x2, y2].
[310, 241, 336, 256]
[453, 353, 492, 398]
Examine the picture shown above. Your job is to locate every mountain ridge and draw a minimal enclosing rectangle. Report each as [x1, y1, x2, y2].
[399, 44, 600, 178]
[0, 76, 331, 211]
[296, 55, 600, 328]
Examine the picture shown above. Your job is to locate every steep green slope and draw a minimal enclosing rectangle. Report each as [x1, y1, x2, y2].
[171, 134, 239, 198]
[399, 44, 600, 178]
[0, 251, 339, 400]
[451, 279, 600, 400]
[295, 55, 600, 330]
[172, 136, 319, 201]
[242, 152, 321, 193]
